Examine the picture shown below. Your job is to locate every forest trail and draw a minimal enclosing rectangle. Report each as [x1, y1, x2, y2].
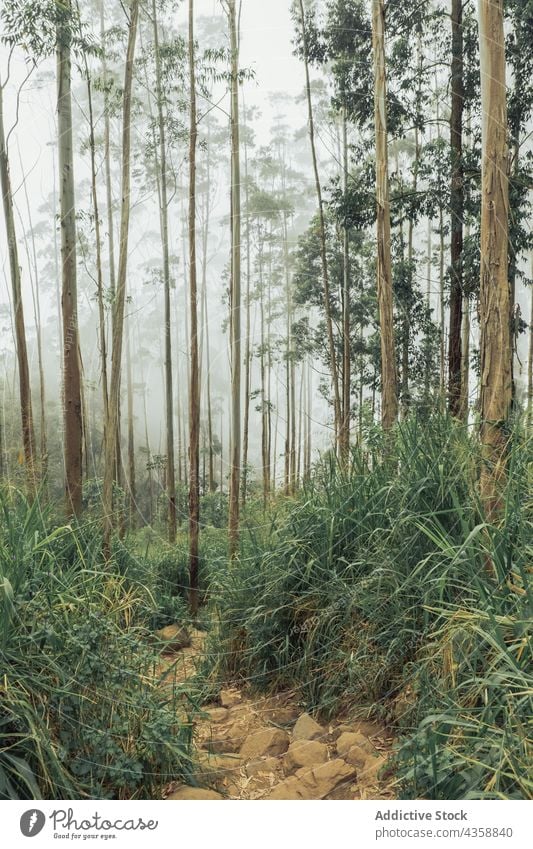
[158, 629, 396, 800]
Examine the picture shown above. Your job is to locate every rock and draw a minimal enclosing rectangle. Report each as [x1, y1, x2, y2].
[267, 776, 311, 800]
[282, 739, 328, 774]
[203, 733, 243, 755]
[268, 759, 356, 800]
[297, 759, 356, 798]
[240, 728, 290, 759]
[154, 624, 191, 652]
[167, 786, 223, 800]
[204, 707, 229, 723]
[219, 688, 242, 708]
[245, 757, 279, 778]
[337, 731, 375, 763]
[292, 712, 325, 742]
[264, 706, 299, 727]
[196, 753, 242, 784]
[359, 755, 387, 783]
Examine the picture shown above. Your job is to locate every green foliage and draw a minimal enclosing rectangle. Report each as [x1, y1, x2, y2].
[0, 490, 196, 799]
[204, 414, 532, 800]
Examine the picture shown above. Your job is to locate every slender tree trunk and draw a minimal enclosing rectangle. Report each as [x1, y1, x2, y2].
[0, 80, 37, 496]
[188, 0, 201, 615]
[242, 103, 251, 506]
[17, 145, 47, 481]
[227, 0, 242, 559]
[297, 0, 341, 444]
[83, 51, 109, 435]
[527, 251, 533, 427]
[448, 0, 464, 417]
[371, 0, 398, 433]
[57, 4, 83, 516]
[340, 105, 351, 459]
[152, 0, 177, 542]
[126, 320, 136, 527]
[103, 0, 139, 557]
[478, 0, 512, 518]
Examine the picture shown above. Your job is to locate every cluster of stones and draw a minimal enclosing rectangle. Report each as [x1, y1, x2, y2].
[167, 688, 387, 801]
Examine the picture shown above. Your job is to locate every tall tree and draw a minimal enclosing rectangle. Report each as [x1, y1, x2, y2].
[478, 0, 512, 518]
[0, 74, 37, 496]
[188, 0, 200, 615]
[224, 0, 242, 559]
[103, 0, 139, 556]
[448, 0, 464, 417]
[152, 0, 177, 542]
[371, 0, 397, 431]
[57, 0, 83, 516]
[296, 0, 342, 443]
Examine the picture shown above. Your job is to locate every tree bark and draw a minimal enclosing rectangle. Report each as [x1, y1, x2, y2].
[57, 3, 83, 516]
[103, 0, 139, 557]
[0, 79, 37, 496]
[340, 106, 351, 460]
[448, 0, 464, 417]
[477, 0, 512, 518]
[371, 0, 398, 432]
[152, 0, 177, 542]
[188, 0, 201, 615]
[297, 0, 341, 444]
[227, 0, 242, 559]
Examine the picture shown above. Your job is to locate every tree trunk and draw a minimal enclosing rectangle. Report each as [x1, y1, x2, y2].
[478, 0, 512, 518]
[0, 80, 37, 497]
[448, 0, 464, 417]
[57, 3, 83, 516]
[227, 0, 242, 559]
[126, 319, 136, 528]
[242, 102, 251, 506]
[83, 50, 109, 438]
[152, 0, 177, 542]
[371, 0, 398, 433]
[297, 0, 341, 444]
[103, 0, 139, 557]
[340, 105, 351, 459]
[188, 0, 201, 615]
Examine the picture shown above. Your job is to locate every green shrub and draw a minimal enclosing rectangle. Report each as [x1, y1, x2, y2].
[204, 413, 532, 799]
[0, 490, 196, 800]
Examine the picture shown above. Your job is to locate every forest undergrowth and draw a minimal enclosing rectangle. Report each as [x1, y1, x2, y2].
[0, 414, 531, 800]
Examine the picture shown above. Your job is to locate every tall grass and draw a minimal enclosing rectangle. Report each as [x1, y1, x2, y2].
[0, 489, 196, 799]
[205, 413, 532, 799]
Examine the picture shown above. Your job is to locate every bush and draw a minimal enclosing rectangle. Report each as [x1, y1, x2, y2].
[0, 490, 196, 799]
[204, 413, 532, 799]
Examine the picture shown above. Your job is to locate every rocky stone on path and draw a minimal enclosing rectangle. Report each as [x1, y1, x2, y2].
[196, 753, 242, 784]
[358, 754, 387, 784]
[336, 731, 375, 767]
[219, 688, 242, 708]
[167, 786, 223, 800]
[267, 758, 356, 800]
[240, 728, 290, 759]
[245, 757, 279, 778]
[263, 706, 300, 728]
[282, 739, 328, 774]
[292, 712, 325, 742]
[154, 624, 191, 653]
[204, 707, 229, 723]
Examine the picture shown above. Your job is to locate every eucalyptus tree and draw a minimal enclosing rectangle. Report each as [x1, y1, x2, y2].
[294, 0, 342, 445]
[371, 0, 397, 432]
[188, 0, 200, 614]
[221, 0, 242, 559]
[477, 0, 512, 519]
[103, 0, 140, 557]
[0, 67, 37, 495]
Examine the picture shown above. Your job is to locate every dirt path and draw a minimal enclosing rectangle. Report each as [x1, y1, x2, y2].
[158, 629, 396, 801]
